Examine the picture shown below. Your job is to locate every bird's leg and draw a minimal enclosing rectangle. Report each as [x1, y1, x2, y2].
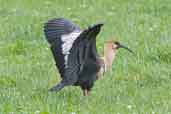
[87, 90, 90, 96]
[83, 89, 91, 96]
[83, 89, 88, 96]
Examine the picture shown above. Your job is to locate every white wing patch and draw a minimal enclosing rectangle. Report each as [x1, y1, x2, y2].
[61, 31, 82, 68]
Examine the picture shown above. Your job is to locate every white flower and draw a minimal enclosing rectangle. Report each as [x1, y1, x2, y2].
[67, 7, 71, 10]
[71, 112, 76, 114]
[127, 105, 132, 109]
[35, 110, 40, 114]
[149, 27, 153, 31]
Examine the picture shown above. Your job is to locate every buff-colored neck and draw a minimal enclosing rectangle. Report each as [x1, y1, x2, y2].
[103, 46, 118, 71]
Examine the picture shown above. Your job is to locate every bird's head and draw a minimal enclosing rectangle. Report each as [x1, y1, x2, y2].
[105, 40, 134, 54]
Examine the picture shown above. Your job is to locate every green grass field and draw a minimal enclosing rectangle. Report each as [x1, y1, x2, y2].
[0, 0, 171, 113]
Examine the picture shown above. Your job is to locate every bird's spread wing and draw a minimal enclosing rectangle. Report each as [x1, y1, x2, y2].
[44, 18, 82, 77]
[44, 17, 103, 86]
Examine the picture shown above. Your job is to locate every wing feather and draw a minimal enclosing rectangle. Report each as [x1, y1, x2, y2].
[44, 17, 82, 76]
[44, 17, 103, 86]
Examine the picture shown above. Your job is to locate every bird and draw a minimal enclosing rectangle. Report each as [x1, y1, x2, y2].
[44, 17, 133, 96]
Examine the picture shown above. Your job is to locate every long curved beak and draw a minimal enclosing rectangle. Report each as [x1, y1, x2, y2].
[118, 44, 134, 54]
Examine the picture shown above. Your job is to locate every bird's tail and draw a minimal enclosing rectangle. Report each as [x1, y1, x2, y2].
[49, 82, 65, 92]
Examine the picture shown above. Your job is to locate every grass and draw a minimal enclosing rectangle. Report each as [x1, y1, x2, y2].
[0, 0, 171, 113]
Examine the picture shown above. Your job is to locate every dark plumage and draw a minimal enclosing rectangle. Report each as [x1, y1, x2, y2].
[44, 17, 103, 95]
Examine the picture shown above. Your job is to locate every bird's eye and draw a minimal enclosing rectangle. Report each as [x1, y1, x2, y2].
[112, 44, 116, 49]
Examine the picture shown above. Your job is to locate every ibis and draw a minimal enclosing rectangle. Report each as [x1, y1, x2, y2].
[44, 17, 133, 96]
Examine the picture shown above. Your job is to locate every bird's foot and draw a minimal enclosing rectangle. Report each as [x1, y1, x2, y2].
[83, 89, 90, 96]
